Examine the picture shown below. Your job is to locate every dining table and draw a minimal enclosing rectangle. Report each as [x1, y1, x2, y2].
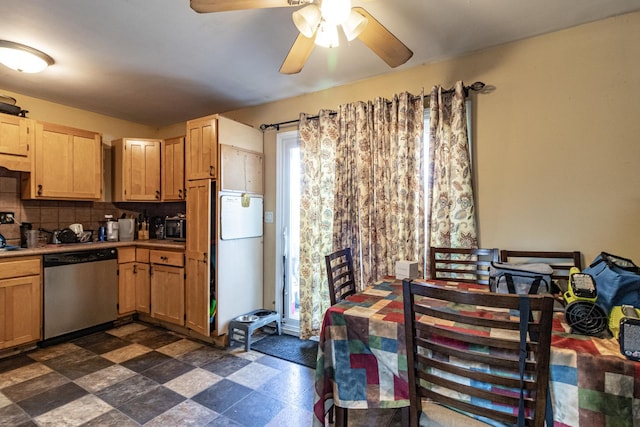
[312, 278, 640, 427]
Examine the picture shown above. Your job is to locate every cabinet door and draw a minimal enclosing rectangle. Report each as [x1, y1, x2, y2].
[0, 275, 41, 349]
[0, 114, 33, 172]
[125, 139, 161, 201]
[186, 116, 217, 181]
[244, 151, 264, 194]
[135, 262, 151, 313]
[185, 179, 212, 336]
[162, 136, 185, 201]
[151, 265, 185, 325]
[32, 122, 102, 199]
[118, 262, 137, 314]
[220, 145, 264, 195]
[220, 145, 245, 192]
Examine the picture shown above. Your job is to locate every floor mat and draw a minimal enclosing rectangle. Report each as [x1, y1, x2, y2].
[251, 333, 318, 369]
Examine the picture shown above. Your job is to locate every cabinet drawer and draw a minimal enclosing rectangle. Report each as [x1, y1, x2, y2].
[136, 248, 150, 263]
[0, 256, 41, 280]
[150, 250, 184, 267]
[118, 247, 136, 264]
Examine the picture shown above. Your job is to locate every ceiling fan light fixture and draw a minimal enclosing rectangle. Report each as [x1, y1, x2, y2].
[341, 10, 368, 41]
[321, 0, 351, 26]
[0, 40, 54, 73]
[292, 4, 321, 38]
[314, 22, 340, 48]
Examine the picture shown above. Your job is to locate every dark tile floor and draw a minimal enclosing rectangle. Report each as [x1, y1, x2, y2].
[0, 322, 402, 427]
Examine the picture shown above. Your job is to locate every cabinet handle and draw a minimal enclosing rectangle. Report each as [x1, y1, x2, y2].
[202, 253, 207, 263]
[209, 165, 214, 176]
[155, 190, 160, 199]
[133, 265, 138, 274]
[178, 189, 182, 199]
[37, 184, 43, 196]
[183, 188, 187, 199]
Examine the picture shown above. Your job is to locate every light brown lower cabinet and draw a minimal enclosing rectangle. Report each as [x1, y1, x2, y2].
[134, 262, 151, 313]
[118, 262, 137, 314]
[0, 256, 42, 349]
[117, 247, 150, 315]
[150, 249, 185, 326]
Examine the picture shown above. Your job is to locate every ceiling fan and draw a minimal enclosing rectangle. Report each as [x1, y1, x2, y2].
[190, 0, 413, 74]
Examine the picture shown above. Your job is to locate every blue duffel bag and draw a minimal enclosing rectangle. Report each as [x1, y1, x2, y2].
[582, 252, 640, 314]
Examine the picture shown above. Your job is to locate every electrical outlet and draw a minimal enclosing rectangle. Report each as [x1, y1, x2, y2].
[0, 212, 15, 224]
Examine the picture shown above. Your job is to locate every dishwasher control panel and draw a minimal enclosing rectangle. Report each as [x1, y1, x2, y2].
[43, 248, 117, 267]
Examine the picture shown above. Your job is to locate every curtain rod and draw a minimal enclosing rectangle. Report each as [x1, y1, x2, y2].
[259, 81, 486, 131]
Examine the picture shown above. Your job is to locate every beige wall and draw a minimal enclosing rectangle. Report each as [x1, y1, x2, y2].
[2, 11, 638, 310]
[0, 89, 161, 142]
[0, 89, 186, 205]
[223, 11, 640, 308]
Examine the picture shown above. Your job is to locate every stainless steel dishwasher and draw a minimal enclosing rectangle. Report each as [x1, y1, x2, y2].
[43, 247, 118, 343]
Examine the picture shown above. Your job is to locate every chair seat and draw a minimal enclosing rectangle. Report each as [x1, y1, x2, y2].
[420, 401, 491, 427]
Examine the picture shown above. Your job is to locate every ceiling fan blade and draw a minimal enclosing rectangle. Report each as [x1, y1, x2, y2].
[352, 7, 413, 68]
[190, 0, 293, 13]
[280, 33, 315, 74]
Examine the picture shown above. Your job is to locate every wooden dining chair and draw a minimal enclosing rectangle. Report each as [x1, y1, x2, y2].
[402, 279, 554, 427]
[324, 247, 357, 425]
[429, 247, 499, 285]
[325, 248, 357, 305]
[500, 250, 582, 292]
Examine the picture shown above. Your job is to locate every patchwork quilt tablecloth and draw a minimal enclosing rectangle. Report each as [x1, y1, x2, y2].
[312, 279, 640, 426]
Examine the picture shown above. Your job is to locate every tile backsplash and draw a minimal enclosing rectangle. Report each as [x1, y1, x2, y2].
[0, 169, 185, 245]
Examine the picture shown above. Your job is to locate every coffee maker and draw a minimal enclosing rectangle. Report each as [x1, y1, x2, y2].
[104, 216, 119, 241]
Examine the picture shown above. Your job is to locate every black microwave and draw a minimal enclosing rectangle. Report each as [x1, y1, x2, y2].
[164, 216, 186, 240]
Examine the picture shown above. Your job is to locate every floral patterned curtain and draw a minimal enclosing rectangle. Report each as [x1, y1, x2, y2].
[298, 110, 338, 339]
[374, 93, 425, 279]
[298, 93, 424, 338]
[426, 81, 478, 265]
[332, 101, 367, 287]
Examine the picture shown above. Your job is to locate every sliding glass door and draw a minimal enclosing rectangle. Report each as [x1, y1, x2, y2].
[276, 131, 301, 334]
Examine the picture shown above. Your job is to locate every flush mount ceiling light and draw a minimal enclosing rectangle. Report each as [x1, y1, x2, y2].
[0, 40, 54, 73]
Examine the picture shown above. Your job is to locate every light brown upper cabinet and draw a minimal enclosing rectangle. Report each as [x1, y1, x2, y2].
[112, 138, 161, 202]
[0, 113, 34, 172]
[220, 144, 264, 195]
[186, 115, 217, 181]
[22, 121, 102, 200]
[162, 136, 185, 201]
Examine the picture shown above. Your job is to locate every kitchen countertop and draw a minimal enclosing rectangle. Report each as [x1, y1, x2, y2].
[0, 239, 186, 259]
